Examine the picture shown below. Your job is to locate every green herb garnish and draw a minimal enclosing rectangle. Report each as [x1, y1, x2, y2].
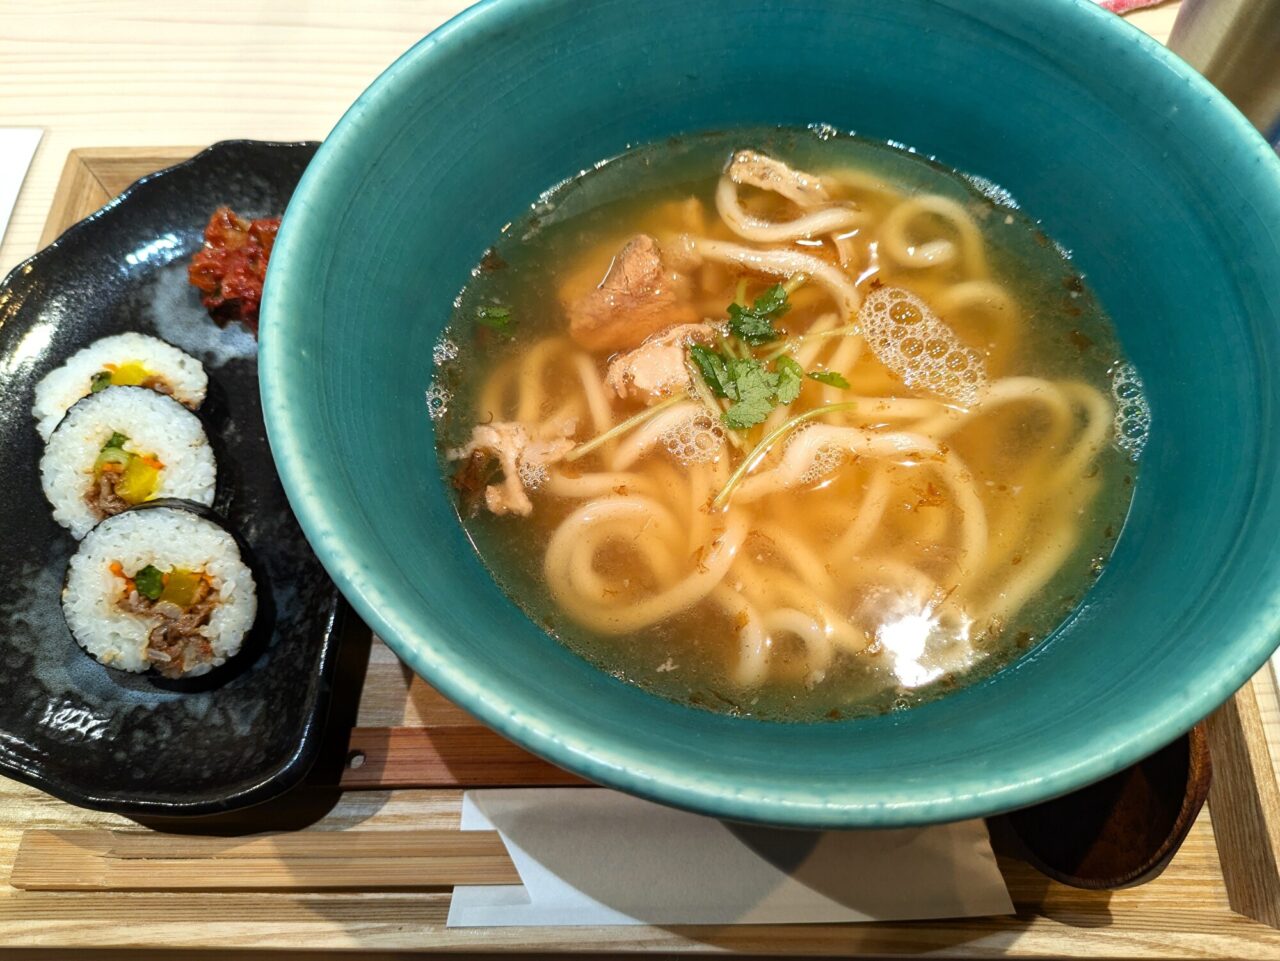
[689, 344, 732, 398]
[689, 349, 803, 430]
[134, 565, 164, 601]
[103, 432, 129, 450]
[687, 277, 835, 430]
[713, 401, 865, 508]
[565, 395, 684, 462]
[721, 358, 779, 429]
[775, 356, 804, 405]
[807, 370, 851, 389]
[476, 304, 513, 332]
[727, 283, 791, 345]
[90, 370, 113, 393]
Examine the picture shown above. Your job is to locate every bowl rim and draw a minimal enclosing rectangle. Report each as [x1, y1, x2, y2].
[261, 0, 1280, 826]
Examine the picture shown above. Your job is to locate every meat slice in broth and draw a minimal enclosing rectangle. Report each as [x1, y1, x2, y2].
[606, 323, 721, 401]
[563, 235, 697, 352]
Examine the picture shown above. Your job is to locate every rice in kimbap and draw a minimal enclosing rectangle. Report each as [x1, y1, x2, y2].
[33, 332, 207, 440]
[40, 387, 216, 538]
[63, 506, 257, 678]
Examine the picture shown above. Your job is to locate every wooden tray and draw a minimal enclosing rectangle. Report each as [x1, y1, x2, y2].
[2, 147, 1280, 958]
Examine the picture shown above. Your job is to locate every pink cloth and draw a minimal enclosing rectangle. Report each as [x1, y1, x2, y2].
[1098, 0, 1164, 13]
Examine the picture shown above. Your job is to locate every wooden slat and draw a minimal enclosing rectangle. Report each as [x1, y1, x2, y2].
[1256, 662, 1280, 778]
[10, 828, 519, 891]
[356, 638, 478, 728]
[1207, 679, 1280, 927]
[342, 726, 587, 789]
[76, 146, 203, 196]
[37, 149, 111, 248]
[36, 147, 205, 251]
[19, 827, 510, 860]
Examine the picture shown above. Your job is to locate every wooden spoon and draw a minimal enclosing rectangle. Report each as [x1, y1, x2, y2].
[990, 723, 1211, 889]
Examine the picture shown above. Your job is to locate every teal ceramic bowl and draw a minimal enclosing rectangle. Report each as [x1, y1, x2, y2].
[261, 0, 1280, 826]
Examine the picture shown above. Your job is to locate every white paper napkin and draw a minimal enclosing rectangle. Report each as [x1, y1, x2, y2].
[447, 788, 1013, 927]
[0, 128, 42, 248]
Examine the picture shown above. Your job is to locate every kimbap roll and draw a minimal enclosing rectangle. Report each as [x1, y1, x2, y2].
[33, 332, 207, 440]
[40, 386, 216, 538]
[63, 506, 257, 678]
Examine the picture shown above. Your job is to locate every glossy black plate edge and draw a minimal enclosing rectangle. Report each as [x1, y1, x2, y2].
[0, 602, 351, 819]
[0, 140, 320, 295]
[0, 140, 357, 818]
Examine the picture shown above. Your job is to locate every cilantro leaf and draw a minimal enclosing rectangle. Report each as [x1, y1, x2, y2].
[721, 358, 780, 429]
[807, 370, 851, 389]
[751, 283, 790, 317]
[726, 304, 778, 345]
[775, 356, 804, 405]
[476, 304, 513, 331]
[723, 395, 774, 430]
[689, 344, 732, 398]
[727, 283, 791, 345]
[690, 345, 809, 431]
[724, 357, 778, 400]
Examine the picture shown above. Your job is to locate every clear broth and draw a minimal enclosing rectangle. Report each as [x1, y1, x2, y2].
[431, 127, 1142, 722]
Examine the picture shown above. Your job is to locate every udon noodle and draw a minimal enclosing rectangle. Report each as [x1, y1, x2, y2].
[433, 130, 1143, 720]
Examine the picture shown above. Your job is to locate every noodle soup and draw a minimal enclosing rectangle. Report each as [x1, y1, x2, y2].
[430, 128, 1145, 721]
